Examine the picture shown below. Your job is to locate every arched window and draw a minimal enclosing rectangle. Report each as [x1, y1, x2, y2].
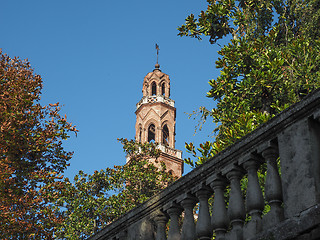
[139, 127, 142, 142]
[161, 83, 165, 96]
[151, 82, 157, 95]
[148, 124, 156, 142]
[162, 124, 169, 146]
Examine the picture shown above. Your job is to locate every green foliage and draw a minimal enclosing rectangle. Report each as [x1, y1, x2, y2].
[178, 0, 282, 42]
[179, 0, 320, 167]
[179, 1, 318, 229]
[53, 139, 176, 239]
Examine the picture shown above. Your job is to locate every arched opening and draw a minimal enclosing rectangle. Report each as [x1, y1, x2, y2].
[161, 83, 165, 96]
[162, 124, 169, 146]
[151, 82, 157, 95]
[139, 127, 142, 142]
[148, 124, 156, 142]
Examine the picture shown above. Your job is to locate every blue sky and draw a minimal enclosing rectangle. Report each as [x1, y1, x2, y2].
[1, 1, 224, 179]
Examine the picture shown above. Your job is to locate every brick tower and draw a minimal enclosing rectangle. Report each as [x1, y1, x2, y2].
[134, 63, 183, 177]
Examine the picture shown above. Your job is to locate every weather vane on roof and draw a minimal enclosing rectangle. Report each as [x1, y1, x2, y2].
[155, 43, 160, 65]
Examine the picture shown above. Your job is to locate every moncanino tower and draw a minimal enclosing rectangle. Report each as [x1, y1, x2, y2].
[134, 63, 183, 177]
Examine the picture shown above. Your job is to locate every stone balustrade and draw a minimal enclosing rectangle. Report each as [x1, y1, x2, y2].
[136, 95, 175, 110]
[89, 89, 320, 240]
[158, 144, 183, 159]
[126, 144, 182, 163]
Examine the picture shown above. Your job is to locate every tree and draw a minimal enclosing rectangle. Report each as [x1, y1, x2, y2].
[0, 50, 78, 239]
[53, 138, 176, 240]
[178, 0, 320, 167]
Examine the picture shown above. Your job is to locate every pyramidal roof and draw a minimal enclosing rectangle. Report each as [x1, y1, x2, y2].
[143, 64, 169, 82]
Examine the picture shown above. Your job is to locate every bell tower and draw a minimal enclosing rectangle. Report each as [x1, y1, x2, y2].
[135, 63, 183, 177]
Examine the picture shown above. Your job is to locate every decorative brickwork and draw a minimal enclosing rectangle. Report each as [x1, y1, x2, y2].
[135, 64, 183, 177]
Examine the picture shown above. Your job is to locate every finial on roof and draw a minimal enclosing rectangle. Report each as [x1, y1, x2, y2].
[154, 44, 161, 71]
[155, 43, 160, 64]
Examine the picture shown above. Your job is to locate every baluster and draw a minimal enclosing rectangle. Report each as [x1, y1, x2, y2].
[243, 158, 264, 238]
[180, 194, 197, 240]
[154, 212, 168, 240]
[166, 203, 183, 240]
[226, 166, 246, 240]
[210, 177, 229, 240]
[262, 146, 284, 227]
[195, 186, 213, 240]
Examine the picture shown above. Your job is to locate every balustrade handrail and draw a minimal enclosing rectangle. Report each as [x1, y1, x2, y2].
[157, 144, 183, 159]
[136, 95, 175, 110]
[89, 89, 320, 240]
